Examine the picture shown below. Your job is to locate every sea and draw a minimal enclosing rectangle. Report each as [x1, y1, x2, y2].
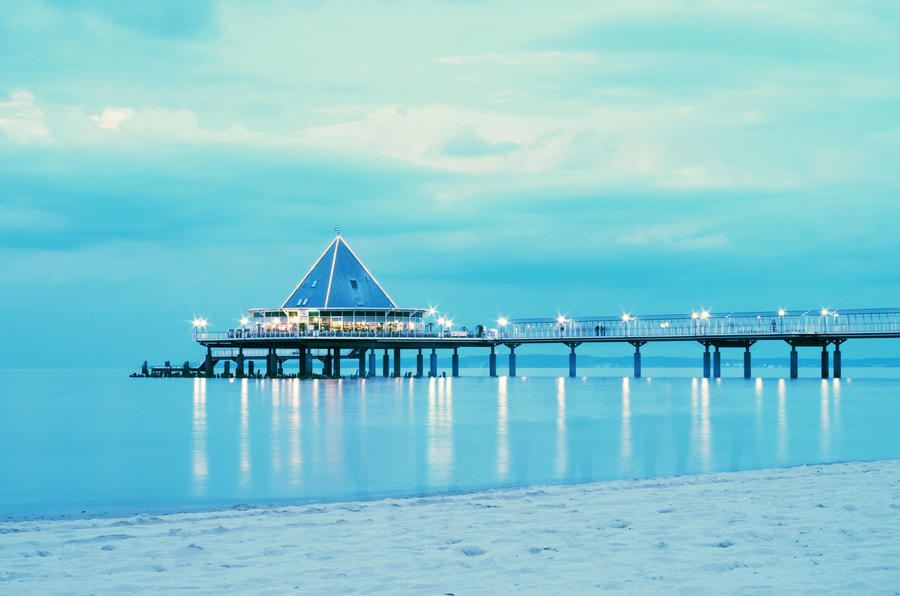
[2, 367, 899, 518]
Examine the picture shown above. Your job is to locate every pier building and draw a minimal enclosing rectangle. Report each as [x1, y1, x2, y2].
[139, 234, 900, 381]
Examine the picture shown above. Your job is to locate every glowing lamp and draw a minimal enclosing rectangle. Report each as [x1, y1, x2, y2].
[498, 317, 509, 327]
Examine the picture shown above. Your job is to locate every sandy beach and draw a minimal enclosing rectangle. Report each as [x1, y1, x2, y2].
[2, 460, 899, 594]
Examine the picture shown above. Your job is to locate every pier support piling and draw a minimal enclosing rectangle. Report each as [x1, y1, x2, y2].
[248, 360, 254, 377]
[790, 345, 798, 379]
[834, 343, 842, 379]
[821, 345, 829, 379]
[744, 346, 751, 379]
[452, 347, 459, 377]
[277, 358, 283, 377]
[703, 345, 711, 379]
[508, 345, 517, 377]
[368, 349, 375, 378]
[416, 349, 424, 378]
[393, 348, 401, 377]
[333, 348, 341, 377]
[568, 344, 577, 378]
[223, 360, 230, 377]
[236, 348, 245, 378]
[323, 352, 332, 377]
[206, 347, 214, 377]
[266, 348, 275, 378]
[383, 349, 390, 377]
[359, 348, 367, 378]
[634, 345, 642, 378]
[489, 346, 497, 377]
[298, 347, 307, 377]
[429, 348, 437, 378]
[713, 346, 721, 379]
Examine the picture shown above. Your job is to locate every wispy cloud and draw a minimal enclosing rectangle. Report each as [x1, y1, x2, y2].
[0, 90, 52, 144]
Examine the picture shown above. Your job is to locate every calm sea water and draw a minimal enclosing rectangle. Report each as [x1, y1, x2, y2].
[2, 368, 899, 517]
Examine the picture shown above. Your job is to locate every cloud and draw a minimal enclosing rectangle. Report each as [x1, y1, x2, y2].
[0, 90, 52, 144]
[616, 222, 730, 250]
[89, 106, 136, 131]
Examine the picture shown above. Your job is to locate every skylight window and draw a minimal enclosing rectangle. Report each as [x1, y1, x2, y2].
[349, 279, 358, 290]
[300, 298, 309, 306]
[310, 280, 318, 288]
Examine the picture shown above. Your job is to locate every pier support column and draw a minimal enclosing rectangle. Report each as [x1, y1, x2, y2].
[713, 346, 721, 379]
[569, 345, 577, 378]
[452, 347, 459, 377]
[834, 344, 842, 379]
[703, 345, 711, 378]
[277, 357, 284, 377]
[821, 345, 829, 379]
[743, 346, 751, 379]
[236, 349, 245, 378]
[790, 345, 798, 379]
[416, 349, 424, 378]
[223, 360, 231, 378]
[248, 360, 255, 377]
[508, 346, 517, 377]
[359, 348, 367, 378]
[393, 348, 401, 377]
[266, 348, 275, 378]
[489, 346, 497, 377]
[333, 348, 341, 377]
[383, 349, 390, 377]
[206, 346, 214, 377]
[633, 344, 642, 378]
[298, 347, 307, 377]
[368, 349, 376, 378]
[323, 352, 332, 377]
[430, 348, 437, 378]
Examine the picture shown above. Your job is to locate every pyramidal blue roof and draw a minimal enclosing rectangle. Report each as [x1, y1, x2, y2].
[282, 236, 398, 309]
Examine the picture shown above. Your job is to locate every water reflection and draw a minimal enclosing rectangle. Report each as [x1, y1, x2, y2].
[427, 377, 454, 484]
[239, 379, 251, 487]
[497, 376, 509, 480]
[620, 377, 632, 473]
[690, 378, 711, 472]
[777, 378, 787, 461]
[289, 379, 301, 486]
[555, 378, 567, 476]
[820, 380, 830, 458]
[832, 379, 841, 427]
[271, 380, 282, 474]
[191, 377, 207, 494]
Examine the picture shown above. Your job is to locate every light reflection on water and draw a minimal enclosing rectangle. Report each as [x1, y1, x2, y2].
[4, 371, 900, 516]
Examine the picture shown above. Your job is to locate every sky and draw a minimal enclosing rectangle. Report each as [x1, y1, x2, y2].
[2, 0, 899, 367]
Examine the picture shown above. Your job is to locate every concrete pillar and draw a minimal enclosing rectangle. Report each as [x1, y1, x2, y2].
[323, 352, 332, 377]
[359, 348, 367, 378]
[248, 360, 255, 377]
[834, 345, 842, 379]
[297, 347, 307, 377]
[713, 346, 721, 379]
[821, 345, 829, 379]
[703, 346, 711, 378]
[277, 358, 283, 377]
[452, 347, 459, 377]
[790, 345, 798, 379]
[393, 348, 401, 377]
[266, 348, 275, 378]
[368, 349, 376, 378]
[633, 345, 641, 378]
[206, 346, 214, 377]
[383, 349, 390, 377]
[183, 361, 191, 377]
[416, 349, 424, 378]
[743, 346, 751, 379]
[223, 360, 231, 377]
[236, 349, 245, 378]
[508, 346, 517, 377]
[568, 345, 576, 378]
[489, 346, 497, 377]
[430, 348, 437, 378]
[333, 348, 341, 377]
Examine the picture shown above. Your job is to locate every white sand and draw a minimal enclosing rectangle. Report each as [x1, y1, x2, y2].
[2, 461, 899, 595]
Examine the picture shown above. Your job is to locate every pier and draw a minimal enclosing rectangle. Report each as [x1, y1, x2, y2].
[138, 234, 900, 380]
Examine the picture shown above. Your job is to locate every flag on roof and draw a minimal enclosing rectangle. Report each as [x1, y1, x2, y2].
[282, 236, 397, 309]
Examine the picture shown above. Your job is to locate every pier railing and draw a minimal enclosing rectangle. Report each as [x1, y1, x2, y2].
[193, 308, 900, 343]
